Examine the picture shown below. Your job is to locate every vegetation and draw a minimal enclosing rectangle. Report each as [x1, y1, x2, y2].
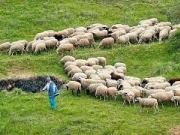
[0, 0, 180, 134]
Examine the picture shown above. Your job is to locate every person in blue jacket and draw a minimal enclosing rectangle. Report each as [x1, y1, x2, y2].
[42, 76, 58, 109]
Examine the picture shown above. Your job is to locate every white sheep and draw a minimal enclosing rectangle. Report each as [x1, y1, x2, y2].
[159, 29, 169, 42]
[56, 43, 74, 54]
[67, 67, 83, 77]
[74, 59, 87, 67]
[97, 57, 106, 67]
[0, 42, 11, 51]
[80, 65, 93, 73]
[95, 85, 108, 101]
[66, 81, 82, 96]
[116, 34, 130, 45]
[75, 38, 95, 48]
[34, 42, 46, 54]
[171, 96, 180, 106]
[136, 97, 159, 114]
[84, 69, 96, 78]
[71, 73, 87, 81]
[106, 79, 118, 87]
[9, 43, 25, 55]
[118, 90, 135, 105]
[107, 87, 118, 100]
[60, 55, 76, 64]
[86, 83, 104, 96]
[92, 30, 108, 39]
[148, 91, 174, 107]
[99, 37, 115, 49]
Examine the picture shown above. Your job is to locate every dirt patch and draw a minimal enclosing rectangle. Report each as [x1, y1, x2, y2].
[168, 125, 180, 135]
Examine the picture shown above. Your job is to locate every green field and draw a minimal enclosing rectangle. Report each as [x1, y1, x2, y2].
[0, 0, 180, 134]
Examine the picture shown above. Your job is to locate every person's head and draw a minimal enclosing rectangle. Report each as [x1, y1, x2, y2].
[46, 76, 51, 82]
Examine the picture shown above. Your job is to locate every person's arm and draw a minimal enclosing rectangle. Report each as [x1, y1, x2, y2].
[42, 83, 48, 91]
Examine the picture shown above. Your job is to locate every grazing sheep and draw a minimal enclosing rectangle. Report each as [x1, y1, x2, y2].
[86, 59, 97, 66]
[97, 57, 106, 67]
[159, 29, 169, 42]
[169, 29, 177, 38]
[173, 88, 180, 96]
[116, 34, 130, 45]
[142, 89, 165, 97]
[106, 79, 118, 87]
[71, 73, 87, 81]
[9, 43, 25, 55]
[95, 85, 108, 101]
[34, 42, 46, 54]
[84, 69, 96, 78]
[64, 61, 77, 68]
[114, 62, 126, 68]
[0, 42, 11, 51]
[92, 30, 108, 39]
[136, 97, 159, 114]
[65, 65, 79, 73]
[60, 55, 76, 64]
[86, 83, 104, 95]
[118, 90, 135, 105]
[171, 96, 180, 106]
[67, 67, 83, 77]
[99, 37, 114, 49]
[138, 29, 155, 44]
[148, 91, 174, 107]
[66, 81, 81, 96]
[92, 65, 103, 71]
[56, 43, 74, 54]
[43, 38, 58, 49]
[80, 65, 93, 73]
[117, 79, 132, 90]
[74, 59, 87, 67]
[145, 82, 170, 89]
[75, 38, 95, 48]
[107, 87, 118, 100]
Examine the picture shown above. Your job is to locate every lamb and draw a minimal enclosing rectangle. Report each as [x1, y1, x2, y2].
[66, 81, 81, 96]
[60, 55, 76, 64]
[97, 57, 106, 67]
[107, 87, 118, 100]
[0, 42, 11, 51]
[148, 91, 174, 107]
[99, 37, 114, 49]
[135, 97, 159, 114]
[95, 85, 108, 101]
[34, 42, 46, 54]
[56, 43, 74, 54]
[171, 96, 180, 106]
[9, 43, 25, 55]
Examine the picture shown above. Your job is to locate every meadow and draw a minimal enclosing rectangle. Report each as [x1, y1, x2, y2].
[0, 0, 180, 134]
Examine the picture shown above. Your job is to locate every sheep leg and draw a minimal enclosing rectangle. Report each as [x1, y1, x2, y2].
[72, 90, 74, 96]
[123, 99, 126, 105]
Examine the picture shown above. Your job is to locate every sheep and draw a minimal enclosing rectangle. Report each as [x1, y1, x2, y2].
[110, 29, 126, 39]
[80, 65, 93, 73]
[75, 26, 87, 32]
[116, 34, 130, 45]
[11, 40, 28, 47]
[111, 24, 130, 32]
[67, 67, 83, 77]
[168, 28, 177, 38]
[107, 87, 118, 100]
[172, 81, 180, 86]
[171, 96, 180, 106]
[0, 42, 11, 51]
[64, 61, 77, 68]
[89, 74, 101, 80]
[86, 83, 104, 95]
[141, 76, 166, 87]
[97, 57, 106, 67]
[9, 43, 25, 55]
[148, 91, 174, 107]
[92, 30, 108, 39]
[78, 77, 106, 89]
[114, 62, 126, 68]
[92, 65, 103, 71]
[74, 59, 87, 67]
[95, 85, 108, 101]
[31, 40, 44, 52]
[56, 43, 74, 54]
[34, 31, 54, 40]
[99, 37, 114, 49]
[34, 42, 46, 54]
[118, 90, 135, 105]
[75, 38, 95, 48]
[106, 79, 118, 87]
[138, 29, 155, 44]
[87, 58, 99, 65]
[71, 73, 87, 81]
[126, 32, 139, 43]
[64, 65, 79, 73]
[145, 82, 170, 89]
[173, 88, 180, 96]
[84, 69, 96, 78]
[43, 38, 58, 49]
[60, 55, 76, 64]
[117, 79, 132, 90]
[141, 89, 165, 97]
[97, 72, 111, 81]
[159, 29, 169, 42]
[86, 59, 97, 66]
[124, 76, 141, 86]
[135, 97, 159, 114]
[66, 81, 81, 96]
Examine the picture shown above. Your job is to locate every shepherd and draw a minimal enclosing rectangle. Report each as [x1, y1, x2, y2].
[42, 76, 60, 110]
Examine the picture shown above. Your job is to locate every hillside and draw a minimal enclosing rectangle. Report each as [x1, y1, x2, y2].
[0, 0, 180, 135]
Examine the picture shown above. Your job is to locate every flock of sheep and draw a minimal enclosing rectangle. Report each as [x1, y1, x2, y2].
[0, 18, 180, 55]
[61, 55, 180, 114]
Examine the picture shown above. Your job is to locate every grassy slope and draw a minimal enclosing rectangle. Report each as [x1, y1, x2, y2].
[1, 0, 180, 134]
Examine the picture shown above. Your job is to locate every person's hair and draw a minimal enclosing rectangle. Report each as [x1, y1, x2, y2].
[46, 76, 51, 81]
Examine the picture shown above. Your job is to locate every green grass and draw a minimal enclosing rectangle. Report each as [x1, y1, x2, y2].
[1, 0, 180, 134]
